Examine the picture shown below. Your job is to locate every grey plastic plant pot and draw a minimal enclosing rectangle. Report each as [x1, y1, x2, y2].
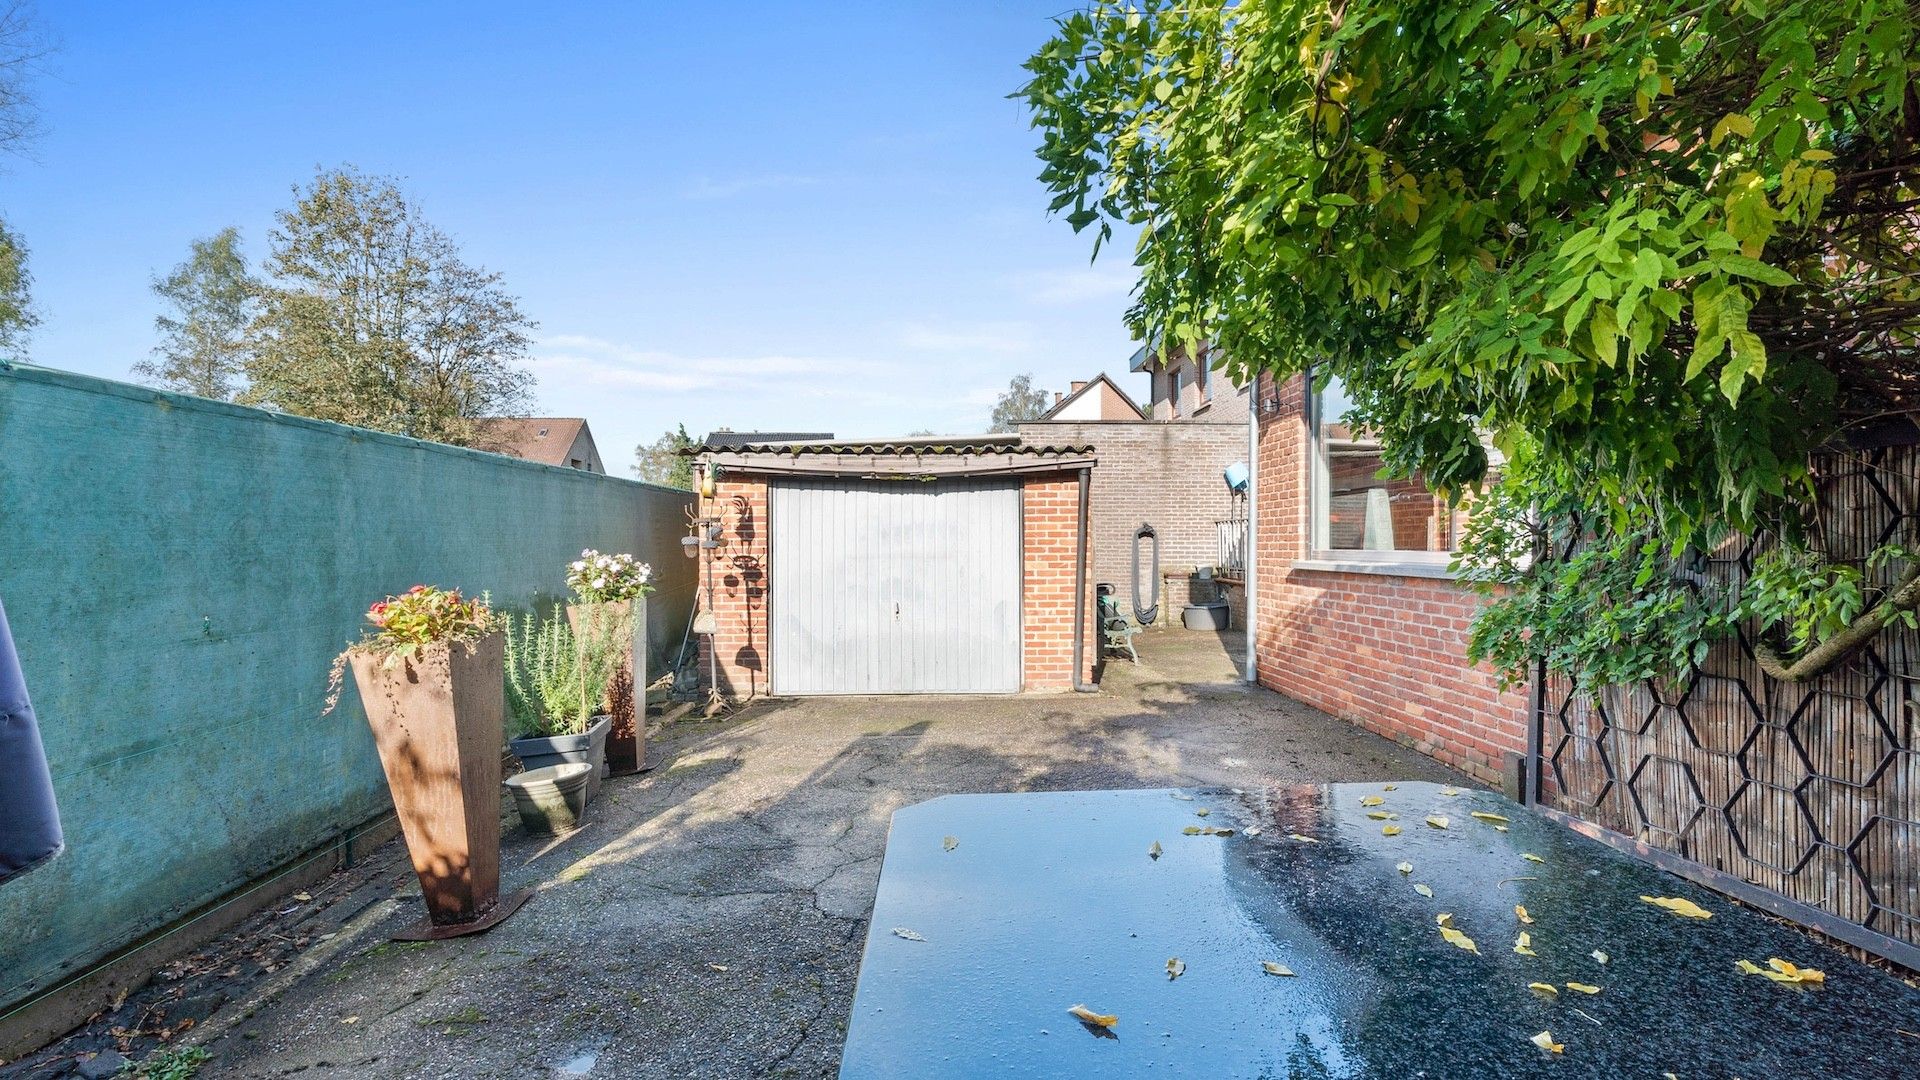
[508, 715, 610, 804]
[503, 763, 593, 836]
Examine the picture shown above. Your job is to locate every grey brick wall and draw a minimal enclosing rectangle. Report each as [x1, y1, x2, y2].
[1019, 419, 1249, 624]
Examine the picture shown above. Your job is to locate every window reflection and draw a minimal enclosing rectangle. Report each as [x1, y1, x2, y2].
[1312, 376, 1464, 555]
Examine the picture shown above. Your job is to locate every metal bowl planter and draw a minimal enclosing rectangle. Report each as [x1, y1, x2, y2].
[503, 763, 593, 835]
[566, 598, 648, 775]
[348, 633, 530, 939]
[509, 714, 610, 804]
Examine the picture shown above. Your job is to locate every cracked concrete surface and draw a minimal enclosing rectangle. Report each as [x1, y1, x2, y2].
[55, 629, 1464, 1078]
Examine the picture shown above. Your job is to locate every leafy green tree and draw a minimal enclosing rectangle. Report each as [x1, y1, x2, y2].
[633, 423, 697, 488]
[0, 215, 34, 357]
[1023, 1, 1920, 684]
[133, 227, 259, 400]
[989, 373, 1051, 432]
[244, 167, 535, 445]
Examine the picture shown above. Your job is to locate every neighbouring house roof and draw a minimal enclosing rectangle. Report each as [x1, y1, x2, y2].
[1037, 373, 1146, 422]
[472, 417, 596, 467]
[694, 434, 1096, 478]
[702, 430, 836, 450]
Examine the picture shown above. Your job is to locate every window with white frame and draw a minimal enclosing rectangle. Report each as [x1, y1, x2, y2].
[1309, 374, 1467, 562]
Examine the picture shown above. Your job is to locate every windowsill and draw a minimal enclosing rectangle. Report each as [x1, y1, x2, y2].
[1290, 557, 1457, 580]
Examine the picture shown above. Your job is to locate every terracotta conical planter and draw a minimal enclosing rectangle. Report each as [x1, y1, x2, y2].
[566, 599, 648, 775]
[349, 632, 529, 939]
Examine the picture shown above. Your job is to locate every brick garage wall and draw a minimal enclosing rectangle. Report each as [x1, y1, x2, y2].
[1019, 419, 1246, 625]
[697, 473, 771, 699]
[696, 466, 1094, 696]
[1021, 473, 1097, 690]
[1252, 373, 1527, 783]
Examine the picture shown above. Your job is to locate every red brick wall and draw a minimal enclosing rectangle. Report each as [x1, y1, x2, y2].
[1021, 474, 1097, 690]
[696, 474, 771, 699]
[695, 466, 1094, 697]
[1252, 373, 1527, 783]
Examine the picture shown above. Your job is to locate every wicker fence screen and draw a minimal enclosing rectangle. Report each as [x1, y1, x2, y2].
[1534, 442, 1919, 967]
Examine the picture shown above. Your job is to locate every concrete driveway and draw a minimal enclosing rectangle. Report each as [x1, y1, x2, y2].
[12, 629, 1463, 1079]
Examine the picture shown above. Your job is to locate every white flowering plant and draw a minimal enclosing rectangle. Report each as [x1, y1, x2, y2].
[566, 549, 654, 604]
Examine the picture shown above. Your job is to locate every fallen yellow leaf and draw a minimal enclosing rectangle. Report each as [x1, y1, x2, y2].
[1367, 811, 1394, 820]
[1640, 895, 1713, 919]
[1261, 961, 1295, 977]
[1436, 912, 1454, 928]
[1068, 1004, 1117, 1028]
[1441, 787, 1460, 796]
[1768, 958, 1824, 984]
[1494, 824, 1510, 832]
[1383, 784, 1398, 791]
[1736, 959, 1765, 975]
[1148, 841, 1162, 860]
[1590, 949, 1609, 965]
[1183, 826, 1204, 835]
[1515, 932, 1536, 957]
[1565, 982, 1601, 995]
[1531, 1030, 1564, 1054]
[1521, 853, 1545, 864]
[1383, 824, 1402, 836]
[1245, 826, 1263, 837]
[1469, 811, 1510, 824]
[1361, 795, 1385, 807]
[1166, 957, 1186, 980]
[1413, 883, 1434, 897]
[892, 927, 925, 941]
[1396, 861, 1414, 874]
[1439, 926, 1479, 953]
[1515, 905, 1534, 925]
[943, 836, 958, 851]
[1528, 982, 1558, 998]
[293, 892, 313, 902]
[1195, 808, 1211, 817]
[1425, 816, 1450, 829]
[1288, 833, 1319, 843]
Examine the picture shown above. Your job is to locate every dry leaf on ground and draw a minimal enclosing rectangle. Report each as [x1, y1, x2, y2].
[1396, 861, 1414, 874]
[892, 928, 925, 942]
[1439, 926, 1479, 953]
[1565, 982, 1601, 994]
[1531, 1030, 1564, 1054]
[1515, 905, 1535, 925]
[1590, 949, 1609, 964]
[1383, 824, 1403, 836]
[1641, 895, 1712, 919]
[1469, 811, 1510, 824]
[1361, 795, 1385, 807]
[1515, 932, 1537, 957]
[1528, 982, 1559, 998]
[1262, 961, 1296, 977]
[943, 836, 958, 851]
[1148, 841, 1163, 860]
[1166, 957, 1186, 980]
[1521, 853, 1545, 864]
[1288, 833, 1319, 843]
[1425, 816, 1450, 829]
[1413, 883, 1434, 897]
[1068, 1004, 1117, 1028]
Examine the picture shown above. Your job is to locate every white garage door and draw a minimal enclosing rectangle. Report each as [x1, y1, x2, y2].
[770, 476, 1022, 695]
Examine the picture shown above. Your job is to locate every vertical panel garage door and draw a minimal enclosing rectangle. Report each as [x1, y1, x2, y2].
[770, 476, 1021, 695]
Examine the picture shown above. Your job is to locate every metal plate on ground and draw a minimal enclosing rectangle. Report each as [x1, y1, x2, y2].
[840, 783, 1920, 1079]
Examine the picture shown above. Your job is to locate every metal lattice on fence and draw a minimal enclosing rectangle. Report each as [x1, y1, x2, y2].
[1533, 442, 1919, 969]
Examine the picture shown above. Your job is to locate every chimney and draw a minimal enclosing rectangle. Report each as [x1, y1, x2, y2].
[1071, 381, 1088, 393]
[1053, 392, 1063, 406]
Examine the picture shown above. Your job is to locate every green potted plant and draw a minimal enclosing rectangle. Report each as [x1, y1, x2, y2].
[504, 607, 621, 803]
[326, 586, 528, 937]
[564, 549, 656, 775]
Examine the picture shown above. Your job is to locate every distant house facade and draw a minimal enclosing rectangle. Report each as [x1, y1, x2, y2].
[1039, 374, 1145, 422]
[472, 418, 605, 473]
[1133, 340, 1251, 423]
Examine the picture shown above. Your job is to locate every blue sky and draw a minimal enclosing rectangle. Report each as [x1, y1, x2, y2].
[6, 2, 1146, 469]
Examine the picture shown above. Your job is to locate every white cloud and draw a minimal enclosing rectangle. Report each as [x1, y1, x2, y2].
[680, 173, 823, 200]
[892, 319, 1037, 355]
[1012, 263, 1139, 305]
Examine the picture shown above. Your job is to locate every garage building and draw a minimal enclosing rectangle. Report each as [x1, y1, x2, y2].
[690, 435, 1097, 697]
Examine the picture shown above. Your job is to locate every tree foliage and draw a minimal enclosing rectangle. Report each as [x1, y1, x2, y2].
[133, 227, 259, 400]
[989, 372, 1052, 432]
[243, 168, 535, 445]
[0, 215, 33, 356]
[1024, 0, 1920, 685]
[633, 423, 698, 488]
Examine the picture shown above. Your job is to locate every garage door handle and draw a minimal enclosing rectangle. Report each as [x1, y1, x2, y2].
[894, 602, 900, 618]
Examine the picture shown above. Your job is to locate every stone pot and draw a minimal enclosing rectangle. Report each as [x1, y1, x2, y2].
[509, 714, 610, 804]
[503, 763, 593, 835]
[567, 598, 648, 775]
[350, 634, 522, 934]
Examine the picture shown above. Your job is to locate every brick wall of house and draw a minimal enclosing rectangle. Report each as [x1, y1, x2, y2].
[1018, 419, 1246, 626]
[695, 466, 1094, 697]
[1252, 373, 1527, 783]
[1021, 473, 1098, 690]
